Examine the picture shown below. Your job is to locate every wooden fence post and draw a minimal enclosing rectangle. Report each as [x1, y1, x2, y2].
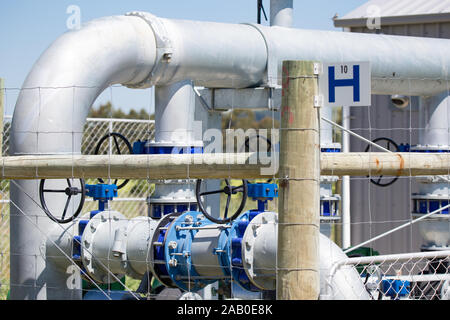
[277, 60, 320, 300]
[0, 78, 4, 155]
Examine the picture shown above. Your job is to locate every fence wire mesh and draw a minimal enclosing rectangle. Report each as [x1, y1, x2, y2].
[327, 250, 450, 300]
[0, 115, 155, 299]
[0, 76, 449, 301]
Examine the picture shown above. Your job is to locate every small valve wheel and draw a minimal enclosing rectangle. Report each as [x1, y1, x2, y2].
[364, 137, 400, 187]
[94, 132, 132, 189]
[39, 178, 86, 224]
[196, 179, 248, 224]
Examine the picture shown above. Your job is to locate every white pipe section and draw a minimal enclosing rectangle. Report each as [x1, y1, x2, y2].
[320, 105, 334, 147]
[149, 81, 199, 210]
[416, 93, 450, 196]
[242, 212, 369, 299]
[45, 211, 369, 299]
[419, 93, 450, 149]
[130, 12, 268, 89]
[154, 80, 198, 145]
[326, 249, 450, 299]
[416, 92, 450, 249]
[10, 11, 450, 299]
[254, 26, 450, 95]
[9, 15, 157, 299]
[11, 15, 157, 155]
[319, 233, 371, 300]
[124, 12, 450, 94]
[270, 0, 293, 28]
[342, 106, 351, 249]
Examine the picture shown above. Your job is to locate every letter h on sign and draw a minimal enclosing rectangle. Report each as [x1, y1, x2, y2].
[328, 65, 360, 103]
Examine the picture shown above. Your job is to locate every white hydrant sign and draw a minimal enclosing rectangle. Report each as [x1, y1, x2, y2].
[318, 61, 371, 107]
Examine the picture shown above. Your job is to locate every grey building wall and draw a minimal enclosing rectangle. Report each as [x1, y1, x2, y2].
[345, 21, 450, 254]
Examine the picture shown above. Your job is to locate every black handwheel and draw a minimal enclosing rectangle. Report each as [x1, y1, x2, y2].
[94, 132, 132, 189]
[39, 178, 86, 224]
[196, 179, 248, 224]
[364, 137, 400, 187]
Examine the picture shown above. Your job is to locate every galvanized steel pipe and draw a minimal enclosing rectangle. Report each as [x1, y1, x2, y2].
[10, 10, 450, 299]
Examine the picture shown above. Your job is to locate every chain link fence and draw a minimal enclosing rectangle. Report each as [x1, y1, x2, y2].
[0, 116, 155, 299]
[0, 115, 449, 300]
[327, 250, 450, 300]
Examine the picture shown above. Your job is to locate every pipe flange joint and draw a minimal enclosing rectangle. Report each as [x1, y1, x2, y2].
[163, 211, 217, 291]
[320, 176, 339, 183]
[416, 175, 450, 184]
[320, 195, 341, 220]
[321, 143, 342, 153]
[241, 23, 277, 88]
[228, 210, 262, 292]
[124, 216, 158, 279]
[241, 211, 278, 291]
[125, 11, 173, 88]
[81, 210, 128, 284]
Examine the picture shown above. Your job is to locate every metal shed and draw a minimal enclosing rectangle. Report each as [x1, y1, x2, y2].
[334, 0, 450, 254]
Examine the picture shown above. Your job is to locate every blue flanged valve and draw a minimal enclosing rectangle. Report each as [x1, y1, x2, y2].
[151, 182, 279, 293]
[158, 211, 228, 291]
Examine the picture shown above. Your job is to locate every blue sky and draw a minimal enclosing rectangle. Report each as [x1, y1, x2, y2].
[0, 0, 366, 115]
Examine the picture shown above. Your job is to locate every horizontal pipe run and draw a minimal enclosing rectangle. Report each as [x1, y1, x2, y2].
[336, 249, 450, 267]
[385, 273, 450, 283]
[0, 153, 265, 179]
[2, 152, 450, 179]
[321, 152, 450, 176]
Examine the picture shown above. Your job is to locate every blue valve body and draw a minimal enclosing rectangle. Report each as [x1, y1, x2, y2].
[85, 184, 117, 201]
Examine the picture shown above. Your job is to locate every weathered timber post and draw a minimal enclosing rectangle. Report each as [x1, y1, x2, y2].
[277, 61, 320, 300]
[0, 78, 3, 154]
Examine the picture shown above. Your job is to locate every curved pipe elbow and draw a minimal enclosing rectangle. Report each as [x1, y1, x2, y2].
[11, 15, 157, 155]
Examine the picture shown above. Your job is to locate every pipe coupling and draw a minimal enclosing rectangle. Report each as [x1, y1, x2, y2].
[125, 11, 173, 88]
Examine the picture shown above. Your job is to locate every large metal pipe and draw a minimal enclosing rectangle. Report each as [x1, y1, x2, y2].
[419, 93, 450, 148]
[270, 0, 293, 27]
[10, 11, 450, 299]
[415, 93, 450, 249]
[4, 152, 450, 179]
[148, 81, 200, 213]
[9, 15, 157, 299]
[123, 12, 450, 94]
[255, 26, 450, 95]
[46, 211, 369, 299]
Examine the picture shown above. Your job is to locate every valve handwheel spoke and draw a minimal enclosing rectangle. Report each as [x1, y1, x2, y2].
[39, 178, 86, 224]
[224, 186, 231, 219]
[196, 179, 248, 224]
[94, 132, 132, 189]
[199, 189, 224, 196]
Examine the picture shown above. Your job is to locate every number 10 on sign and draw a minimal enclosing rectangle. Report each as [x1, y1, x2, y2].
[318, 61, 371, 107]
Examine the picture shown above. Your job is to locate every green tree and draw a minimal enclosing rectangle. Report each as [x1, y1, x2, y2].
[88, 102, 154, 120]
